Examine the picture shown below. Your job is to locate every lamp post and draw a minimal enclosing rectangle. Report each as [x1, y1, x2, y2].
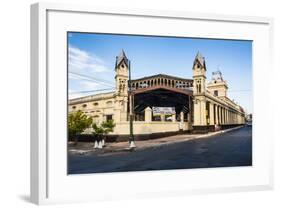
[128, 60, 136, 148]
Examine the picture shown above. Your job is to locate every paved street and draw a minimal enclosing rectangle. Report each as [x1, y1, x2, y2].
[68, 126, 252, 174]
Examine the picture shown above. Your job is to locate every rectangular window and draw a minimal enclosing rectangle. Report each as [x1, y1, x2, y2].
[214, 90, 218, 96]
[105, 115, 113, 121]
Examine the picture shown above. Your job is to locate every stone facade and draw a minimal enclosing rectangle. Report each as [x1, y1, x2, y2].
[69, 51, 246, 136]
[192, 52, 245, 130]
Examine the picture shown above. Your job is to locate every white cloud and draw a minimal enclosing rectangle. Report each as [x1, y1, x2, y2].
[68, 45, 115, 99]
[68, 45, 110, 73]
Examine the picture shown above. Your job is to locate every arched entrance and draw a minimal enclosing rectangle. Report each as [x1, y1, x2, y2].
[131, 86, 193, 132]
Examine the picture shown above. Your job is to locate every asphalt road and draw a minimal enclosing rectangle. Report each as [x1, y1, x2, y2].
[68, 126, 252, 174]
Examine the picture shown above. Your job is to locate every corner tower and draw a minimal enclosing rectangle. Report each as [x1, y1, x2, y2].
[115, 50, 129, 96]
[192, 52, 207, 126]
[192, 52, 206, 94]
[114, 50, 130, 123]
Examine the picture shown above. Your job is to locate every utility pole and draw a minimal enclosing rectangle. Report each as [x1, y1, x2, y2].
[128, 60, 136, 149]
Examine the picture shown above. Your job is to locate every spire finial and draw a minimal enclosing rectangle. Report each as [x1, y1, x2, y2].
[115, 49, 129, 69]
[194, 51, 205, 69]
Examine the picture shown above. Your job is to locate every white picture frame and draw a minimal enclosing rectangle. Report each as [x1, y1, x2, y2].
[30, 2, 274, 205]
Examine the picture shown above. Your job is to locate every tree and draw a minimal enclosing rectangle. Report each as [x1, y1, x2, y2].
[68, 110, 92, 144]
[101, 120, 116, 136]
[92, 120, 116, 148]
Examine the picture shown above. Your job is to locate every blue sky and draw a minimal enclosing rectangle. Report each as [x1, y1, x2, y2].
[68, 32, 252, 114]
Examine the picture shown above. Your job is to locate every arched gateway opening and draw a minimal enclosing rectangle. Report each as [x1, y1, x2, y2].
[130, 86, 193, 136]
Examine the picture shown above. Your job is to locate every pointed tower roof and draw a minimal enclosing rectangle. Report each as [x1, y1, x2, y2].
[193, 51, 206, 69]
[116, 49, 129, 68]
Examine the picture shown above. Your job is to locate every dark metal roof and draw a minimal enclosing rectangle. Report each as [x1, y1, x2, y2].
[131, 73, 192, 82]
[132, 85, 193, 96]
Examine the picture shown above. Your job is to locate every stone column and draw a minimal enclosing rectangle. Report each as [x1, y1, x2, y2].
[227, 110, 229, 124]
[200, 100, 207, 125]
[145, 107, 152, 122]
[217, 106, 220, 125]
[221, 108, 225, 124]
[193, 99, 201, 125]
[193, 97, 207, 126]
[221, 108, 224, 124]
[225, 109, 228, 124]
[160, 113, 165, 122]
[215, 105, 218, 125]
[180, 111, 184, 123]
[209, 102, 214, 125]
[172, 114, 176, 122]
[222, 108, 225, 124]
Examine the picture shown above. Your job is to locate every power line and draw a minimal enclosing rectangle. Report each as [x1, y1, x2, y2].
[69, 71, 115, 87]
[228, 89, 252, 92]
[69, 88, 114, 94]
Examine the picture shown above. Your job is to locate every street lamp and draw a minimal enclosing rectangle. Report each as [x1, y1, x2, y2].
[128, 60, 136, 149]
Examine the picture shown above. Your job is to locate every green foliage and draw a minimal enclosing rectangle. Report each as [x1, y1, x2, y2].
[68, 110, 92, 139]
[92, 120, 116, 138]
[101, 120, 116, 135]
[92, 123, 105, 136]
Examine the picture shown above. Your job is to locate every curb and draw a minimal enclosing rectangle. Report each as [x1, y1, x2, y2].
[132, 125, 245, 151]
[194, 125, 244, 140]
[70, 125, 246, 155]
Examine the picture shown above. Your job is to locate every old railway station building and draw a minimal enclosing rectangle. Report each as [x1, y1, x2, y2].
[69, 50, 245, 139]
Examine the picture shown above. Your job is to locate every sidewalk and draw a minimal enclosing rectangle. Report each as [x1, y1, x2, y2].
[68, 126, 244, 155]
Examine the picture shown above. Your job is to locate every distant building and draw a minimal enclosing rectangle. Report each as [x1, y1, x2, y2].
[69, 50, 245, 139]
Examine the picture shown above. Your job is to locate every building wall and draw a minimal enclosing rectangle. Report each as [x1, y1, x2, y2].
[68, 52, 246, 136]
[114, 121, 190, 135]
[69, 93, 116, 125]
[192, 54, 246, 127]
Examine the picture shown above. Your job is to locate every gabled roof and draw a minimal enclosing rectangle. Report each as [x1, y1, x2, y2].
[115, 49, 129, 68]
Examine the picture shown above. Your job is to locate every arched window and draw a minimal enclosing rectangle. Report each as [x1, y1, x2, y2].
[93, 102, 98, 106]
[82, 104, 87, 108]
[106, 101, 113, 107]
